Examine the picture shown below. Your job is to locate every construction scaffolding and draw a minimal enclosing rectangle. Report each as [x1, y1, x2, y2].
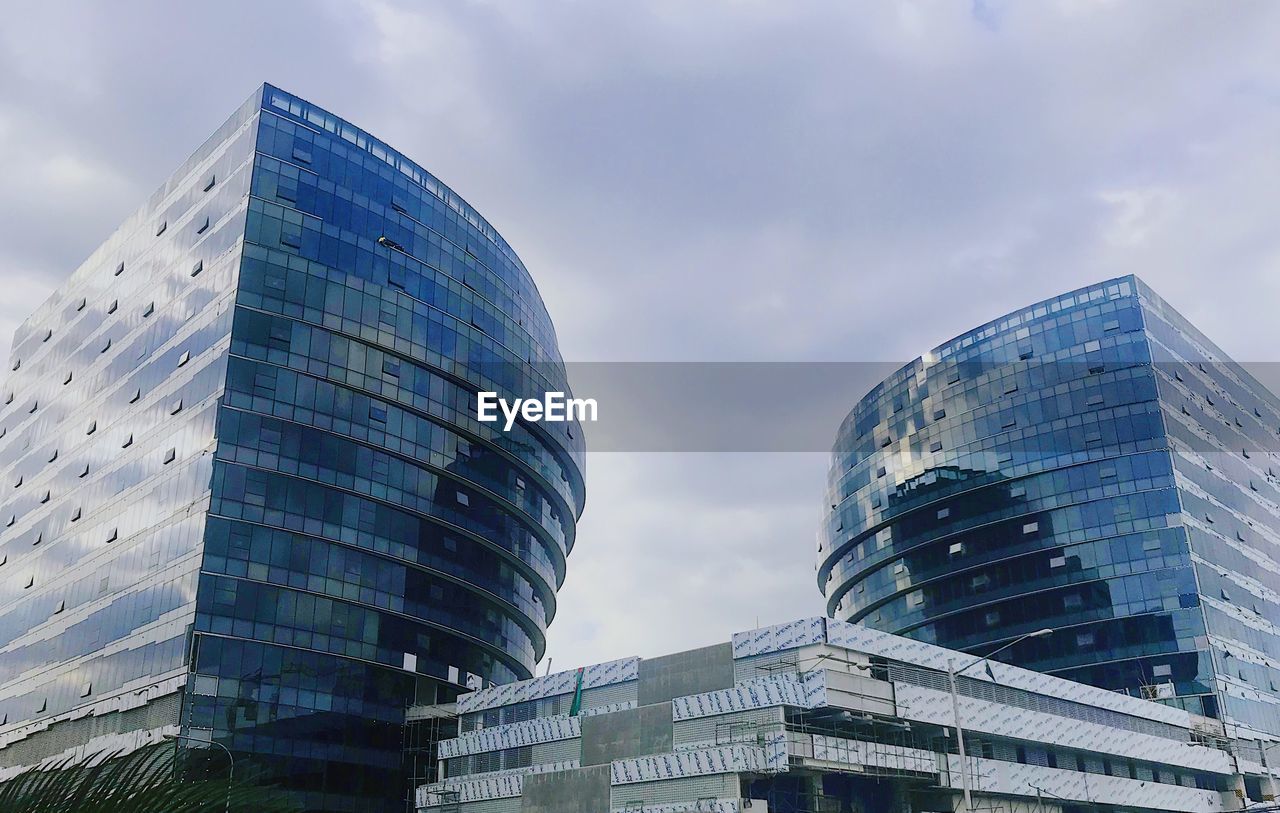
[403, 703, 459, 812]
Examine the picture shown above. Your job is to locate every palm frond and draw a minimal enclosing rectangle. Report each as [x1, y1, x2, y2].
[0, 742, 301, 813]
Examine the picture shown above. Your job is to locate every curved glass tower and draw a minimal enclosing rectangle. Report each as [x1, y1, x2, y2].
[0, 84, 584, 811]
[819, 276, 1280, 736]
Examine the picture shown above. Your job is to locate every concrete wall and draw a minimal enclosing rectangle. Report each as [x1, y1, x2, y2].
[521, 765, 612, 813]
[637, 643, 735, 705]
[580, 702, 673, 766]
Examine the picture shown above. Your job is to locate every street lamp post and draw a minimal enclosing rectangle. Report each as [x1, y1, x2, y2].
[164, 732, 235, 813]
[947, 657, 974, 813]
[947, 627, 1054, 813]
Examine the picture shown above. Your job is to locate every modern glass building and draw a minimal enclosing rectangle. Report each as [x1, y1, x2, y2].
[0, 84, 585, 812]
[818, 276, 1280, 737]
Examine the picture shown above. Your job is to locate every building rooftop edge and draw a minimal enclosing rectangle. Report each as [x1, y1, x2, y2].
[434, 615, 1250, 739]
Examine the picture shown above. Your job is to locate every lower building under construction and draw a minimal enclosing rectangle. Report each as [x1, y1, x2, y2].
[414, 618, 1279, 813]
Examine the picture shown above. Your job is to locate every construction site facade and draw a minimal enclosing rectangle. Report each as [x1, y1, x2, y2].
[414, 618, 1280, 813]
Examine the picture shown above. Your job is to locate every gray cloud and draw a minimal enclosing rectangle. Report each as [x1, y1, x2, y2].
[2, 0, 1280, 667]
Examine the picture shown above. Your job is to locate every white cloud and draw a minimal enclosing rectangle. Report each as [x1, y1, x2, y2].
[1097, 188, 1181, 248]
[3, 1, 1280, 671]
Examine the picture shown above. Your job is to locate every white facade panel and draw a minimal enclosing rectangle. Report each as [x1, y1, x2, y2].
[419, 760, 581, 807]
[894, 683, 1231, 774]
[731, 618, 826, 659]
[947, 755, 1226, 813]
[611, 745, 772, 785]
[824, 619, 1192, 729]
[672, 672, 826, 721]
[439, 715, 581, 759]
[457, 658, 640, 714]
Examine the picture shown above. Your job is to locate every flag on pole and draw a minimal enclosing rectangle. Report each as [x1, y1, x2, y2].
[569, 667, 585, 716]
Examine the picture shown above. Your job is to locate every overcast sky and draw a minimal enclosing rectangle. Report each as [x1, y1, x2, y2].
[3, 1, 1280, 673]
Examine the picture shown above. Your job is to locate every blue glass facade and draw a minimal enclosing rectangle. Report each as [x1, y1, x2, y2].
[0, 85, 585, 811]
[818, 276, 1280, 736]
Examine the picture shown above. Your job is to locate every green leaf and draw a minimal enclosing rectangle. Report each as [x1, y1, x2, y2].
[0, 742, 301, 813]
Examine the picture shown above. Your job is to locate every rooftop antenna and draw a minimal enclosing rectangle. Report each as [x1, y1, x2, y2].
[544, 658, 553, 676]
